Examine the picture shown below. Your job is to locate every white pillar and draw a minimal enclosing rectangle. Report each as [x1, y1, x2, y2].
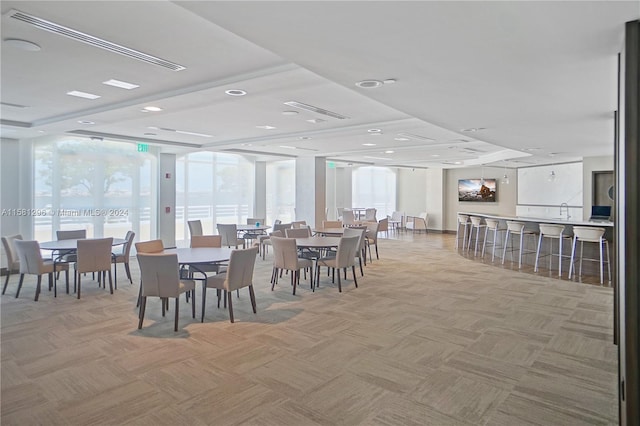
[296, 157, 326, 228]
[158, 153, 176, 247]
[254, 161, 267, 220]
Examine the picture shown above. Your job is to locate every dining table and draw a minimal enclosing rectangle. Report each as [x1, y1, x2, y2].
[312, 227, 345, 236]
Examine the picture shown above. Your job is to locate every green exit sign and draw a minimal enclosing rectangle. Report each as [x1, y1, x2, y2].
[137, 143, 149, 152]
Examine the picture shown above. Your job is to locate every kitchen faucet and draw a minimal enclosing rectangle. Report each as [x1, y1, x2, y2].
[559, 203, 570, 220]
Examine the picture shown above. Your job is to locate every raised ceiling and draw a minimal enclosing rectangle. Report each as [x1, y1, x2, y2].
[1, 1, 637, 168]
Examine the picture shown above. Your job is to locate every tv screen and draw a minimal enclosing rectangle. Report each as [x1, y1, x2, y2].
[458, 179, 497, 202]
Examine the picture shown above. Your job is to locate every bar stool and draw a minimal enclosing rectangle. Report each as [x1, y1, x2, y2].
[534, 224, 571, 277]
[568, 226, 611, 285]
[467, 216, 486, 256]
[502, 221, 537, 269]
[455, 214, 470, 250]
[482, 218, 505, 262]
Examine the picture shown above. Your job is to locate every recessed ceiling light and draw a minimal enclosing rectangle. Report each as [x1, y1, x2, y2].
[282, 111, 299, 115]
[225, 89, 247, 96]
[241, 143, 253, 146]
[367, 129, 382, 133]
[460, 127, 486, 132]
[279, 145, 297, 149]
[431, 154, 440, 157]
[454, 161, 462, 165]
[147, 126, 159, 130]
[362, 143, 377, 146]
[383, 79, 397, 84]
[306, 118, 326, 124]
[299, 136, 312, 140]
[67, 90, 101, 100]
[394, 137, 409, 141]
[256, 125, 277, 130]
[37, 130, 46, 133]
[77, 120, 95, 125]
[355, 80, 383, 88]
[4, 38, 41, 51]
[384, 150, 395, 154]
[143, 106, 162, 112]
[103, 79, 139, 90]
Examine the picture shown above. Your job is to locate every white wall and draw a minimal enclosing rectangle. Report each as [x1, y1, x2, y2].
[444, 166, 517, 231]
[254, 161, 267, 220]
[296, 157, 326, 228]
[426, 169, 444, 230]
[158, 153, 175, 248]
[397, 168, 427, 217]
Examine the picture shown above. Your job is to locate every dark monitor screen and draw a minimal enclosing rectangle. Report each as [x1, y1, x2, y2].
[591, 205, 611, 217]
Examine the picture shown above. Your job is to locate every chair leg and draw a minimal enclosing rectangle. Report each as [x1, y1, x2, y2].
[174, 297, 179, 332]
[249, 285, 257, 314]
[201, 286, 207, 322]
[50, 273, 55, 297]
[16, 274, 25, 298]
[35, 275, 42, 301]
[125, 263, 133, 284]
[292, 270, 297, 295]
[337, 270, 342, 293]
[162, 297, 166, 317]
[227, 291, 234, 323]
[77, 273, 82, 299]
[138, 296, 147, 329]
[108, 270, 113, 294]
[65, 269, 70, 294]
[2, 272, 10, 295]
[113, 263, 117, 287]
[191, 290, 196, 319]
[352, 266, 358, 288]
[375, 244, 379, 259]
[359, 257, 364, 276]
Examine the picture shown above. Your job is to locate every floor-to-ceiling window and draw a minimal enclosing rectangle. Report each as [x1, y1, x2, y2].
[352, 166, 397, 219]
[33, 137, 157, 242]
[266, 160, 295, 224]
[176, 152, 254, 245]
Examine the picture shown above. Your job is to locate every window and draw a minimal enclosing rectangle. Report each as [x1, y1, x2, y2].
[266, 160, 295, 224]
[352, 166, 396, 219]
[176, 152, 254, 245]
[33, 138, 157, 242]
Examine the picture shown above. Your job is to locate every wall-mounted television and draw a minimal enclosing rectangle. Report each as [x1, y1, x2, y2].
[458, 179, 497, 202]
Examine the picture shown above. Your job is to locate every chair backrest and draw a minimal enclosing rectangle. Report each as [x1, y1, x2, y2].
[573, 226, 606, 242]
[2, 234, 23, 270]
[419, 212, 428, 221]
[337, 207, 345, 218]
[342, 210, 355, 225]
[14, 240, 44, 275]
[364, 208, 377, 221]
[274, 219, 282, 225]
[77, 238, 114, 273]
[458, 214, 469, 224]
[191, 235, 222, 248]
[485, 219, 500, 230]
[121, 231, 136, 258]
[247, 218, 265, 226]
[188, 220, 203, 238]
[343, 227, 366, 254]
[391, 211, 404, 222]
[506, 221, 526, 233]
[323, 220, 343, 229]
[269, 230, 285, 238]
[378, 218, 388, 232]
[224, 247, 258, 291]
[470, 216, 483, 226]
[273, 223, 292, 233]
[291, 220, 307, 229]
[285, 227, 311, 238]
[135, 239, 165, 254]
[217, 224, 239, 247]
[539, 224, 565, 237]
[270, 236, 300, 270]
[137, 253, 181, 298]
[366, 221, 380, 243]
[57, 229, 86, 240]
[335, 236, 360, 268]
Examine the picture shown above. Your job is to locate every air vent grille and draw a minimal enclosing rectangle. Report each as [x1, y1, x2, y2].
[284, 101, 349, 120]
[7, 9, 186, 71]
[396, 132, 434, 141]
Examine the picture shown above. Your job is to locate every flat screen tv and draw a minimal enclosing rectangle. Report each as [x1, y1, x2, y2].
[458, 179, 497, 202]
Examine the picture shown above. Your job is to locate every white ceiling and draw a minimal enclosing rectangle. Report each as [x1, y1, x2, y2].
[1, 1, 637, 168]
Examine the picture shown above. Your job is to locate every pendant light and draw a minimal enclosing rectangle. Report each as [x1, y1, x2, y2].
[501, 162, 510, 184]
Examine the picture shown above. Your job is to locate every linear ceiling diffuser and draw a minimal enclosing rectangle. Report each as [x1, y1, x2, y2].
[283, 101, 349, 120]
[6, 9, 186, 71]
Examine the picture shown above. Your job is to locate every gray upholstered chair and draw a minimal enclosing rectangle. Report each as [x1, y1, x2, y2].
[315, 235, 360, 292]
[270, 236, 314, 295]
[112, 230, 135, 285]
[343, 226, 367, 276]
[13, 239, 69, 300]
[136, 253, 196, 331]
[216, 224, 244, 248]
[188, 220, 204, 238]
[202, 247, 258, 323]
[2, 234, 22, 295]
[75, 238, 114, 299]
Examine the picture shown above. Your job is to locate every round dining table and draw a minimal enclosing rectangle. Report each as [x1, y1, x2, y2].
[163, 247, 233, 265]
[312, 227, 345, 236]
[295, 236, 341, 249]
[40, 237, 128, 250]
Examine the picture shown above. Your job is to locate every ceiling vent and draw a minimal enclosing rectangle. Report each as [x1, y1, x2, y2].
[284, 101, 349, 120]
[396, 132, 435, 142]
[6, 9, 186, 71]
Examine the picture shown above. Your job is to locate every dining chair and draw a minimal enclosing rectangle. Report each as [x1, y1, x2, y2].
[75, 237, 114, 299]
[378, 217, 389, 238]
[342, 210, 356, 226]
[336, 207, 345, 220]
[364, 208, 377, 221]
[134, 239, 165, 307]
[405, 212, 428, 233]
[315, 235, 360, 293]
[55, 229, 87, 266]
[13, 239, 69, 300]
[2, 234, 22, 295]
[136, 253, 196, 332]
[259, 230, 284, 260]
[188, 220, 203, 238]
[270, 236, 314, 294]
[365, 221, 381, 261]
[112, 230, 135, 285]
[217, 224, 245, 248]
[189, 235, 224, 277]
[201, 247, 258, 323]
[343, 226, 367, 275]
[285, 227, 312, 238]
[291, 220, 307, 229]
[322, 220, 343, 229]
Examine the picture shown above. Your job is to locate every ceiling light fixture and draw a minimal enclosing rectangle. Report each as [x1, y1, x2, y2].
[502, 162, 510, 185]
[396, 132, 435, 142]
[225, 89, 247, 96]
[66, 90, 100, 100]
[306, 118, 326, 124]
[143, 106, 162, 112]
[383, 79, 397, 85]
[256, 125, 276, 130]
[362, 143, 377, 146]
[394, 137, 410, 141]
[77, 120, 95, 125]
[102, 79, 139, 90]
[174, 130, 212, 138]
[279, 145, 297, 149]
[460, 127, 486, 132]
[3, 38, 41, 51]
[282, 110, 299, 115]
[367, 129, 381, 133]
[385, 150, 395, 154]
[284, 101, 349, 120]
[355, 80, 383, 88]
[299, 136, 312, 140]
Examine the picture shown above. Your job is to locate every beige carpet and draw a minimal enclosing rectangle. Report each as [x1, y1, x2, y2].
[1, 232, 617, 425]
